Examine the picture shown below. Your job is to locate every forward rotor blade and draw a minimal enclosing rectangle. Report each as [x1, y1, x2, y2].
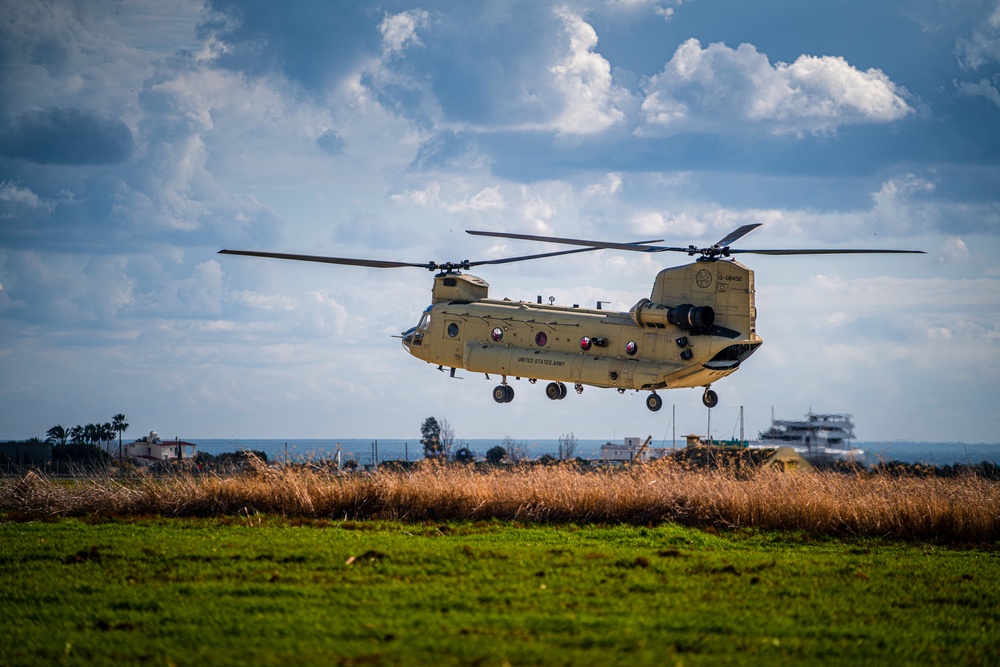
[218, 249, 434, 270]
[727, 248, 926, 256]
[468, 246, 601, 267]
[714, 223, 762, 248]
[467, 230, 676, 253]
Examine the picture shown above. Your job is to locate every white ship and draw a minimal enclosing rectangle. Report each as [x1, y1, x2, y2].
[754, 412, 864, 461]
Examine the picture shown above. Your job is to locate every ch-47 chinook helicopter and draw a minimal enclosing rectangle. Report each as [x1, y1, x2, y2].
[219, 224, 922, 411]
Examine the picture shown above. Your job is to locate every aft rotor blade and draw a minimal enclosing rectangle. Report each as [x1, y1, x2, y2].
[714, 223, 762, 248]
[727, 248, 925, 256]
[467, 230, 677, 253]
[218, 249, 434, 270]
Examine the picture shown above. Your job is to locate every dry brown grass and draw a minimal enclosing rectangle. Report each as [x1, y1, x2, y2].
[3, 459, 999, 542]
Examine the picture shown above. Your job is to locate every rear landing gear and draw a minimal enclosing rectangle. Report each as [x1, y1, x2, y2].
[493, 384, 514, 403]
[545, 382, 568, 400]
[645, 393, 663, 412]
[702, 388, 719, 409]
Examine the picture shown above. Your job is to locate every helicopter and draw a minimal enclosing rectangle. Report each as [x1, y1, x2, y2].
[219, 224, 922, 411]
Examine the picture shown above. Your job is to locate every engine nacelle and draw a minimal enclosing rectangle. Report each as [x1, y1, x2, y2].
[629, 298, 715, 332]
[668, 303, 715, 330]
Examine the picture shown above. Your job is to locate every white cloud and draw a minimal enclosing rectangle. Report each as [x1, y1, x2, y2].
[379, 9, 431, 60]
[517, 184, 561, 232]
[391, 183, 442, 207]
[443, 186, 506, 213]
[629, 210, 707, 238]
[956, 4, 1000, 69]
[583, 172, 623, 198]
[939, 237, 970, 262]
[547, 8, 626, 134]
[0, 181, 46, 215]
[391, 183, 506, 213]
[641, 39, 912, 135]
[955, 76, 1000, 108]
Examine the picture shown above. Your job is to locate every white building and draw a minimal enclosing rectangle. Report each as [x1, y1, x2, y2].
[124, 431, 196, 466]
[600, 437, 650, 463]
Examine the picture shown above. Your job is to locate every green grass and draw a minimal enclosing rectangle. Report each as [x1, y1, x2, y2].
[1, 518, 997, 666]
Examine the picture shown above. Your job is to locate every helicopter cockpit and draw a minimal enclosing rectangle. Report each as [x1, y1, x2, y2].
[401, 306, 432, 351]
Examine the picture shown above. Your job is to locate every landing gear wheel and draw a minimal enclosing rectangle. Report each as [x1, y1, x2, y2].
[702, 389, 719, 409]
[545, 382, 562, 400]
[646, 393, 663, 412]
[557, 382, 568, 399]
[504, 385, 515, 403]
[493, 385, 512, 403]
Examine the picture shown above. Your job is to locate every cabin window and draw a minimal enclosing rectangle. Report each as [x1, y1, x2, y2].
[580, 336, 592, 351]
[447, 323, 460, 337]
[626, 341, 637, 356]
[535, 332, 547, 347]
[491, 327, 503, 343]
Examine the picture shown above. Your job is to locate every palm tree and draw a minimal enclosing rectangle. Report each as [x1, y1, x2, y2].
[69, 425, 84, 445]
[83, 423, 98, 446]
[100, 423, 114, 454]
[45, 425, 69, 446]
[112, 414, 129, 463]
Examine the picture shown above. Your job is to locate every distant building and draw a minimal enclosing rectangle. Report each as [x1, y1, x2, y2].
[685, 434, 705, 449]
[600, 437, 649, 463]
[124, 431, 196, 467]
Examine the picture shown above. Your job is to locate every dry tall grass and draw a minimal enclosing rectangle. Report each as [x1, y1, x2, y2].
[3, 460, 998, 542]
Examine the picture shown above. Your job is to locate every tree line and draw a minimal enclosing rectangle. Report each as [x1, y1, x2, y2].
[44, 414, 129, 458]
[419, 416, 578, 465]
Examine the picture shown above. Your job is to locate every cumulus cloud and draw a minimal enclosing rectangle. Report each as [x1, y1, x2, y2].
[583, 172, 623, 198]
[0, 108, 134, 164]
[547, 8, 626, 134]
[0, 182, 46, 214]
[390, 182, 506, 214]
[443, 186, 506, 213]
[939, 237, 970, 262]
[640, 39, 912, 135]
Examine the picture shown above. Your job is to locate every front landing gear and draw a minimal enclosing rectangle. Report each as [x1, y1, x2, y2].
[645, 393, 663, 412]
[702, 387, 719, 409]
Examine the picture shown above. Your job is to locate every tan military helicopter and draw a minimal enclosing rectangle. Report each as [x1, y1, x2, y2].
[220, 224, 921, 411]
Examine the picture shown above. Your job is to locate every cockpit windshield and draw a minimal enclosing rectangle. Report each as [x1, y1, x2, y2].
[402, 306, 432, 350]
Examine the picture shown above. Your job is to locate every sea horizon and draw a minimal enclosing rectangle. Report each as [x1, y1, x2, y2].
[186, 437, 1000, 468]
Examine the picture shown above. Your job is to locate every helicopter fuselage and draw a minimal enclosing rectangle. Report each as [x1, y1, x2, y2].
[402, 258, 762, 404]
[220, 223, 920, 411]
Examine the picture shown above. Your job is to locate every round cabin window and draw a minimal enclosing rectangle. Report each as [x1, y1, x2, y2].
[626, 341, 637, 356]
[580, 336, 592, 351]
[447, 323, 460, 337]
[535, 332, 548, 347]
[491, 327, 503, 343]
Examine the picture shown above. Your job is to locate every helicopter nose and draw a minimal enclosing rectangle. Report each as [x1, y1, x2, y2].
[400, 326, 417, 348]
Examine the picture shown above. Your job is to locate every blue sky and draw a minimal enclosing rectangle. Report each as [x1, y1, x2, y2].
[1, 0, 998, 444]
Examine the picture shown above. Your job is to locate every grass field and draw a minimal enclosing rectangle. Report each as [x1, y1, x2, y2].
[1, 517, 998, 666]
[2, 463, 998, 664]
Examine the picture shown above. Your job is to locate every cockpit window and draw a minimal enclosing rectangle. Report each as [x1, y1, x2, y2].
[417, 310, 431, 331]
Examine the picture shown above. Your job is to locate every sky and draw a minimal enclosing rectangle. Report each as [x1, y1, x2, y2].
[1, 0, 999, 445]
